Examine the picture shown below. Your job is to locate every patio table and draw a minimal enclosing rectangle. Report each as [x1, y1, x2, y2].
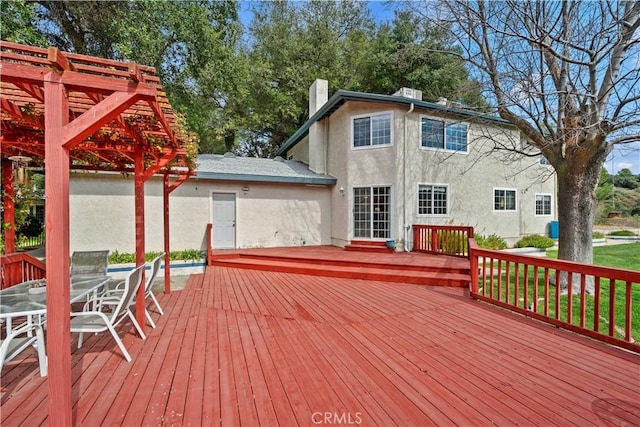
[0, 275, 111, 334]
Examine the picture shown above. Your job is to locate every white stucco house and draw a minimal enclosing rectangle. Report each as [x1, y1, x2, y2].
[69, 79, 556, 254]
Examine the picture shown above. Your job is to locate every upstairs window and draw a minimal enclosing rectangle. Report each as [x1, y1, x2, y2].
[494, 188, 517, 211]
[421, 118, 468, 152]
[418, 184, 448, 215]
[353, 113, 391, 147]
[535, 194, 552, 216]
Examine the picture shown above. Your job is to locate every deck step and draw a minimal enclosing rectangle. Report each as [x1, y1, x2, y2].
[344, 240, 394, 253]
[209, 256, 469, 287]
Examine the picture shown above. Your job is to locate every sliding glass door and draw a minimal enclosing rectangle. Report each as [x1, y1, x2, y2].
[353, 186, 391, 239]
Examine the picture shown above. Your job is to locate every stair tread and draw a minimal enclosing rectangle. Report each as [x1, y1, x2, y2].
[226, 253, 469, 273]
[211, 257, 469, 280]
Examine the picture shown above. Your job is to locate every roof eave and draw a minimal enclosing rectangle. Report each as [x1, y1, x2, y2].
[195, 171, 336, 185]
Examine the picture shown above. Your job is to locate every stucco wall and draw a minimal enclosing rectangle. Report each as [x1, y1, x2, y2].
[295, 101, 557, 248]
[70, 173, 332, 253]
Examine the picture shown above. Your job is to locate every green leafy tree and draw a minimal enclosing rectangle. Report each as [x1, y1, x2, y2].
[614, 168, 639, 190]
[0, 0, 47, 46]
[32, 0, 242, 153]
[239, 0, 376, 156]
[362, 10, 486, 108]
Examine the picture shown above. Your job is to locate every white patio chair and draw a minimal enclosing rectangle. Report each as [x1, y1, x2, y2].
[70, 264, 145, 362]
[0, 322, 47, 377]
[104, 253, 165, 328]
[70, 250, 109, 277]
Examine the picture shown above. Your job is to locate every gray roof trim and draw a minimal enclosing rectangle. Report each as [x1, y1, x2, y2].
[195, 171, 336, 185]
[276, 90, 513, 156]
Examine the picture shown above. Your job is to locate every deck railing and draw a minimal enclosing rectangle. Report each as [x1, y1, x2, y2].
[469, 240, 640, 353]
[412, 224, 474, 258]
[1, 252, 47, 289]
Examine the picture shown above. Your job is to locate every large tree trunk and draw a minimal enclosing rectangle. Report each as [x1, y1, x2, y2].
[555, 153, 604, 294]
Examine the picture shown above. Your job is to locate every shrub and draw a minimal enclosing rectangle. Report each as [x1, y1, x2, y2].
[474, 233, 507, 250]
[108, 249, 204, 264]
[592, 231, 606, 239]
[515, 234, 555, 249]
[608, 229, 638, 236]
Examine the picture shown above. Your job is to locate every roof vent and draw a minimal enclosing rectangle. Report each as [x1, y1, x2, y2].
[274, 156, 285, 162]
[393, 87, 422, 101]
[223, 152, 236, 158]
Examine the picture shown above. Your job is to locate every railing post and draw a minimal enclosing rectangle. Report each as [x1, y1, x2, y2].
[469, 246, 478, 296]
[206, 223, 213, 265]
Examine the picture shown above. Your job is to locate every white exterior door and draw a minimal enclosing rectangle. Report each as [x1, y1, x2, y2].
[212, 193, 236, 249]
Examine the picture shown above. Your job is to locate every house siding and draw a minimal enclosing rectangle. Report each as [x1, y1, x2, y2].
[70, 174, 332, 253]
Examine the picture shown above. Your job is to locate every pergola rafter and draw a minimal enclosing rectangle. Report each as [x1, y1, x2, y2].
[0, 41, 197, 425]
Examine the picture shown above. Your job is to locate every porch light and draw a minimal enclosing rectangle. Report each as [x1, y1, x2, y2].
[8, 155, 32, 185]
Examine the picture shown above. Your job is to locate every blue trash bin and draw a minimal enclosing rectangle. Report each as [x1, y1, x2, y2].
[549, 221, 559, 239]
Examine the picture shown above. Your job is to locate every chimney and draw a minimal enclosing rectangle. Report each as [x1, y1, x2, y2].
[309, 79, 328, 174]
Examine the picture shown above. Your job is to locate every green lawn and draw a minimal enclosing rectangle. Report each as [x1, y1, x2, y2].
[478, 243, 640, 343]
[546, 243, 640, 271]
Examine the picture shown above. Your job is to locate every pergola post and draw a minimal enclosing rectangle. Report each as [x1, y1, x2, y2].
[134, 146, 146, 329]
[2, 159, 16, 254]
[163, 174, 171, 294]
[44, 71, 72, 426]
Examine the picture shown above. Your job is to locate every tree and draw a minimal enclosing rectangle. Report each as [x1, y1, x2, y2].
[31, 0, 242, 152]
[427, 1, 639, 291]
[362, 10, 486, 108]
[614, 168, 639, 190]
[239, 0, 376, 156]
[0, 0, 48, 46]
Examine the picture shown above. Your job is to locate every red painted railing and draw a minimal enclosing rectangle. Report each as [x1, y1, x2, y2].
[206, 223, 213, 265]
[1, 252, 47, 289]
[469, 240, 640, 353]
[412, 224, 474, 258]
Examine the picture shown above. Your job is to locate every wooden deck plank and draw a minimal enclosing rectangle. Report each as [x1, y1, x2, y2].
[117, 286, 191, 426]
[3, 260, 639, 427]
[408, 308, 632, 425]
[182, 275, 212, 427]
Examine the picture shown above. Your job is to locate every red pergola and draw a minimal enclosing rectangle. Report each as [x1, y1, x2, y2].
[0, 41, 195, 424]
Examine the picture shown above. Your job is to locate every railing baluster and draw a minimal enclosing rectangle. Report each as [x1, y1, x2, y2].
[580, 275, 586, 328]
[554, 269, 560, 320]
[523, 263, 529, 311]
[594, 277, 601, 333]
[497, 260, 502, 301]
[567, 272, 573, 325]
[514, 262, 520, 306]
[625, 281, 632, 342]
[533, 266, 539, 313]
[544, 268, 549, 317]
[609, 279, 616, 338]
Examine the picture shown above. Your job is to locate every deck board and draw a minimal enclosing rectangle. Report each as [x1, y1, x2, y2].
[2, 263, 639, 426]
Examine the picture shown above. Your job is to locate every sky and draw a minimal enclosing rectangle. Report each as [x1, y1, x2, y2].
[239, 1, 639, 174]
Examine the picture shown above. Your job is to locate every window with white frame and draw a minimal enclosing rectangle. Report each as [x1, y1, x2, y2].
[421, 117, 468, 152]
[539, 155, 551, 165]
[494, 188, 517, 211]
[535, 194, 552, 215]
[418, 184, 448, 215]
[353, 113, 391, 147]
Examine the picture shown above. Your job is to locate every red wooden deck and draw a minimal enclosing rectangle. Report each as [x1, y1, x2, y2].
[2, 267, 639, 426]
